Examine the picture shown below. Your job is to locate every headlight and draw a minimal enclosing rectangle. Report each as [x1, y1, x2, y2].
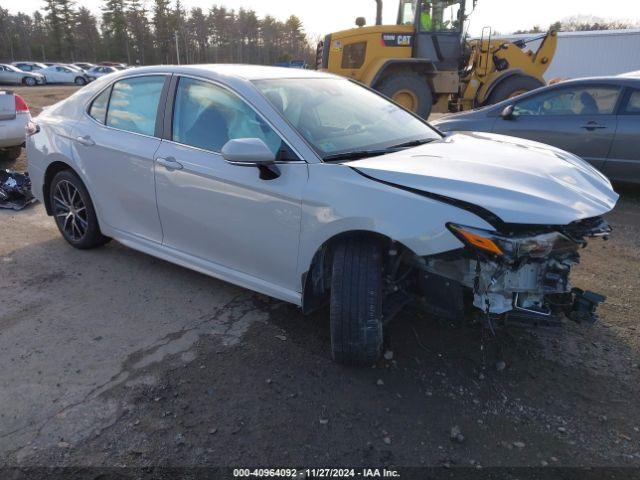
[447, 223, 576, 262]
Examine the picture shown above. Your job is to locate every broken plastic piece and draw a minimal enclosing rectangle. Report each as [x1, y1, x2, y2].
[0, 170, 36, 211]
[568, 288, 605, 324]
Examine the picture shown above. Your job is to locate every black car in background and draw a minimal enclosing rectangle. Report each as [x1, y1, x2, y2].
[432, 73, 640, 185]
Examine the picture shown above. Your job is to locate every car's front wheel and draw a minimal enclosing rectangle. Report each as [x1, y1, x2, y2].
[50, 170, 110, 249]
[74, 77, 87, 86]
[329, 236, 384, 365]
[23, 77, 36, 87]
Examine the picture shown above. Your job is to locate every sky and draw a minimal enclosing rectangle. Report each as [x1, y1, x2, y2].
[4, 0, 640, 38]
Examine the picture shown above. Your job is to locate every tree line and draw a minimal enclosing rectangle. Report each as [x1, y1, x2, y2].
[0, 0, 316, 66]
[513, 16, 639, 34]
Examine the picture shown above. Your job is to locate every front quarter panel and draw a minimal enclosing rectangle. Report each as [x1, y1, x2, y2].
[297, 163, 494, 278]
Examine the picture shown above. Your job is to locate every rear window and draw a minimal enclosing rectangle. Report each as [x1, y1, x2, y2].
[89, 87, 111, 124]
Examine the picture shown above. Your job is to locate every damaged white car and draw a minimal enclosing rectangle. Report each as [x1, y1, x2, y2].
[26, 66, 618, 365]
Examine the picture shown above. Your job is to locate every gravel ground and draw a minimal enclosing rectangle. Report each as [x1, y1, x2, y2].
[0, 85, 639, 470]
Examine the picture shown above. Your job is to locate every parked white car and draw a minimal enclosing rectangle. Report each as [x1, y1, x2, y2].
[0, 64, 45, 86]
[39, 65, 89, 85]
[26, 65, 618, 364]
[0, 91, 32, 161]
[86, 66, 117, 81]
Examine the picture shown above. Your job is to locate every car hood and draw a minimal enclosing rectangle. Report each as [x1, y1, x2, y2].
[347, 132, 618, 226]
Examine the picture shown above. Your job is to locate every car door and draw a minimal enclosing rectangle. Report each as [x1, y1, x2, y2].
[57, 66, 72, 82]
[72, 74, 168, 243]
[42, 67, 58, 83]
[153, 76, 307, 293]
[602, 87, 640, 184]
[493, 84, 621, 170]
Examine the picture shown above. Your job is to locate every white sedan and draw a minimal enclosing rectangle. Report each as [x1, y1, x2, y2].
[40, 65, 89, 85]
[26, 65, 618, 365]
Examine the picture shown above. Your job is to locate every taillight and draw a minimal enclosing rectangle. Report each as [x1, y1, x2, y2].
[15, 94, 29, 113]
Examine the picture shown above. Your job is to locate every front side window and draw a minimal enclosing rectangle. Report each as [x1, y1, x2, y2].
[254, 78, 440, 158]
[514, 86, 620, 116]
[622, 90, 640, 114]
[89, 87, 111, 124]
[172, 77, 286, 156]
[106, 76, 165, 136]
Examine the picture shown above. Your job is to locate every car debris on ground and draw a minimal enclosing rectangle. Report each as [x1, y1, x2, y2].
[0, 169, 36, 210]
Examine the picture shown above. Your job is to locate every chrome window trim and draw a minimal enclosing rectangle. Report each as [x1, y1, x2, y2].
[83, 73, 171, 141]
[167, 73, 308, 163]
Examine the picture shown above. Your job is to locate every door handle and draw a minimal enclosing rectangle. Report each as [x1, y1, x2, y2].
[156, 156, 183, 171]
[580, 122, 607, 131]
[75, 135, 95, 146]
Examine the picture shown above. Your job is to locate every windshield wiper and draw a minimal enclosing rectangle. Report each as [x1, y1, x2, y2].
[387, 138, 436, 149]
[322, 139, 437, 162]
[322, 149, 391, 162]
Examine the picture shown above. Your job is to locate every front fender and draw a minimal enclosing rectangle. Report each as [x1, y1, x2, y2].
[297, 163, 494, 281]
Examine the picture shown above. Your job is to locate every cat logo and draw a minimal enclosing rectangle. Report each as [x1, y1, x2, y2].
[381, 33, 414, 47]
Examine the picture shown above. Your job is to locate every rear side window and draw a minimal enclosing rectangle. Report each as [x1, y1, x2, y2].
[106, 76, 165, 136]
[622, 90, 640, 114]
[89, 87, 111, 124]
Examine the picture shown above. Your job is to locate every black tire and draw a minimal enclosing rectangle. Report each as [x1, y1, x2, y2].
[486, 75, 545, 105]
[23, 76, 37, 87]
[74, 77, 87, 86]
[49, 170, 110, 249]
[0, 146, 22, 163]
[377, 72, 433, 119]
[330, 236, 384, 366]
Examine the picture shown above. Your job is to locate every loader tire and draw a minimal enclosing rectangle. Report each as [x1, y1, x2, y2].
[486, 75, 545, 105]
[329, 236, 384, 366]
[378, 72, 433, 119]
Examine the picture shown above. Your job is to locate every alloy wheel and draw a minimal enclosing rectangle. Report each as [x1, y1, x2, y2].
[53, 180, 88, 241]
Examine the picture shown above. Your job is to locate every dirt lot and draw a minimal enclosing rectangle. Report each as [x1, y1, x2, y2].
[1, 86, 639, 471]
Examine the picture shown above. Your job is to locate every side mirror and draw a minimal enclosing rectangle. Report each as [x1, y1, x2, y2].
[355, 17, 366, 27]
[501, 104, 516, 120]
[221, 138, 276, 165]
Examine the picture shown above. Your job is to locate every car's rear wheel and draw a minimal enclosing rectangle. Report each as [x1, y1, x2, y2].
[0, 146, 22, 163]
[23, 77, 36, 87]
[49, 170, 110, 249]
[74, 77, 86, 86]
[329, 236, 384, 366]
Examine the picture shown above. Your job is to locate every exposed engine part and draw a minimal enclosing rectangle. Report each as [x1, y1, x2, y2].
[407, 217, 610, 325]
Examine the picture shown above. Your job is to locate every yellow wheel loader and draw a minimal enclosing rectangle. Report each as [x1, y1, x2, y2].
[316, 0, 557, 118]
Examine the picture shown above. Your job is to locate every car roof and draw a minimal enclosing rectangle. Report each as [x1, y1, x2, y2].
[113, 64, 338, 81]
[551, 75, 640, 87]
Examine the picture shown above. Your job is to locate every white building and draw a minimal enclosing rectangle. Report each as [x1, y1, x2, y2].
[500, 29, 640, 81]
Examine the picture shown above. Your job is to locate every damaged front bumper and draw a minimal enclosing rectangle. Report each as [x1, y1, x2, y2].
[412, 217, 611, 327]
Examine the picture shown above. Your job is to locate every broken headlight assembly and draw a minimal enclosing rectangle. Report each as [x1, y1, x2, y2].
[446, 223, 578, 263]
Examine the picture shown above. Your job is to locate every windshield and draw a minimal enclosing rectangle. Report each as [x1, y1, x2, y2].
[253, 78, 440, 159]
